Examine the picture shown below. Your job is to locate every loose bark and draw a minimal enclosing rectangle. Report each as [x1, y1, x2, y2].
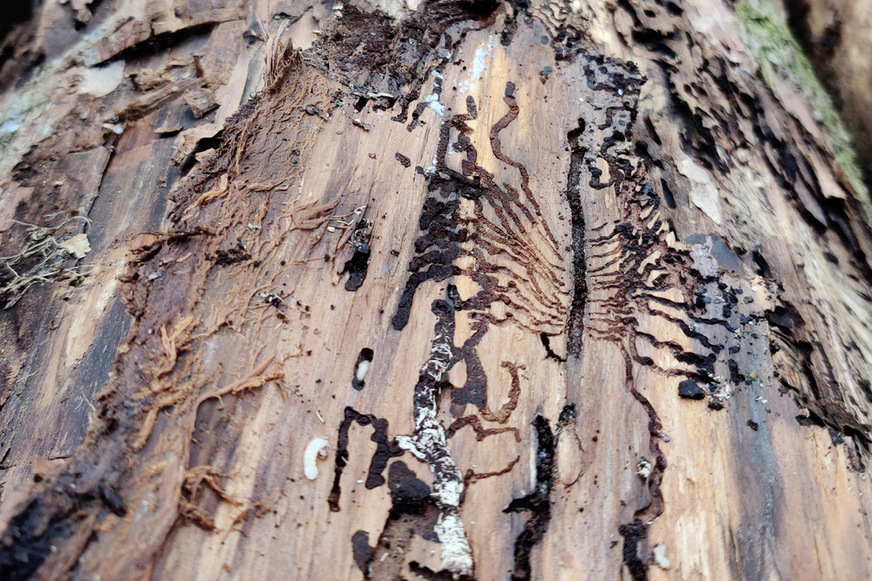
[1, 0, 872, 580]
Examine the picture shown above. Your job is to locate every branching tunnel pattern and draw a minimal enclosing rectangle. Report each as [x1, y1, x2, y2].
[333, 50, 772, 580]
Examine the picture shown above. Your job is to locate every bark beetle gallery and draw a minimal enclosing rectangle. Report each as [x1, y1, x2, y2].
[2, 0, 872, 579]
[338, 43, 758, 577]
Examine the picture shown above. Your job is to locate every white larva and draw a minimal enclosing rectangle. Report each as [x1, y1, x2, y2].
[304, 437, 329, 480]
[355, 359, 371, 383]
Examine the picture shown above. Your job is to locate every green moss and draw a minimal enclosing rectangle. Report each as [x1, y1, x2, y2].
[735, 0, 870, 211]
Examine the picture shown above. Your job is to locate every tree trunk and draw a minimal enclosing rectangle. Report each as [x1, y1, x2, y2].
[783, 0, 872, 185]
[1, 0, 872, 579]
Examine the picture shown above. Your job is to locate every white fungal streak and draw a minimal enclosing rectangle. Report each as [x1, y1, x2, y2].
[304, 437, 329, 480]
[420, 335, 452, 382]
[434, 512, 474, 575]
[397, 321, 474, 576]
[395, 435, 421, 458]
[637, 458, 653, 480]
[355, 359, 370, 383]
[470, 37, 494, 83]
[652, 543, 671, 570]
[425, 92, 446, 116]
[425, 70, 446, 116]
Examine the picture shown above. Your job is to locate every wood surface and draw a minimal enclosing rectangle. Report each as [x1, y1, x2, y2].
[1, 0, 872, 579]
